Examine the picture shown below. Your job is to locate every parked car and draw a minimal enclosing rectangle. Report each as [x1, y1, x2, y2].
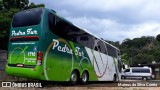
[121, 66, 153, 80]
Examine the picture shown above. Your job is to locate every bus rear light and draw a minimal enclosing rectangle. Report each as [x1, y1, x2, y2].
[37, 51, 43, 66]
[10, 36, 39, 42]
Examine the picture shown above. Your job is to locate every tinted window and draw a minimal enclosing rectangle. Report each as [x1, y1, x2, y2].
[79, 34, 94, 49]
[80, 36, 88, 41]
[12, 8, 43, 27]
[49, 14, 79, 42]
[106, 44, 117, 57]
[48, 12, 56, 30]
[141, 69, 150, 73]
[132, 69, 150, 73]
[132, 69, 140, 73]
[48, 12, 95, 49]
[97, 40, 107, 53]
[48, 11, 117, 56]
[125, 69, 130, 72]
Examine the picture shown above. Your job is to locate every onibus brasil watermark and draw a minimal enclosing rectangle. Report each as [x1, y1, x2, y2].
[1, 82, 42, 88]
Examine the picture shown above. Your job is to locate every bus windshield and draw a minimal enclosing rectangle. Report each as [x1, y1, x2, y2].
[12, 8, 43, 27]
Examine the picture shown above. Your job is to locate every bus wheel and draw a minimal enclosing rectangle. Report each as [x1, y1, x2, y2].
[113, 74, 117, 82]
[70, 71, 78, 85]
[81, 71, 89, 84]
[121, 75, 126, 79]
[142, 77, 147, 81]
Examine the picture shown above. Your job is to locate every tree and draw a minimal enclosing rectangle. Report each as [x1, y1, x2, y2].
[120, 35, 158, 65]
[0, 1, 3, 10]
[27, 3, 45, 9]
[121, 53, 129, 64]
[2, 0, 29, 10]
[153, 48, 160, 62]
[132, 54, 154, 65]
[0, 8, 20, 49]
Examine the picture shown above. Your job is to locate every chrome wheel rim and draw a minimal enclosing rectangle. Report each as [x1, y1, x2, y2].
[71, 73, 77, 82]
[82, 73, 87, 82]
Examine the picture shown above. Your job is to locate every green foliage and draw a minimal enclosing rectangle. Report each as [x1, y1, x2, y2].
[0, 1, 3, 10]
[105, 40, 120, 48]
[133, 54, 154, 65]
[2, 0, 29, 10]
[121, 53, 129, 64]
[28, 3, 45, 9]
[120, 36, 160, 66]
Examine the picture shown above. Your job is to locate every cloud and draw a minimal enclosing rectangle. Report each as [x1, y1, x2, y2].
[29, 0, 160, 42]
[66, 16, 160, 41]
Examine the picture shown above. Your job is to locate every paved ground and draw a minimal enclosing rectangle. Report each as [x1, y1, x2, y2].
[0, 50, 7, 71]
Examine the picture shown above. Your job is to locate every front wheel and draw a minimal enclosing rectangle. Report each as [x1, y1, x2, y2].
[70, 71, 78, 85]
[113, 74, 117, 82]
[81, 71, 89, 84]
[142, 77, 147, 81]
[121, 75, 126, 79]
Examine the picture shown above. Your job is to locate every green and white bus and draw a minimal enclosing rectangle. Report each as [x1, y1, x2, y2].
[6, 8, 122, 84]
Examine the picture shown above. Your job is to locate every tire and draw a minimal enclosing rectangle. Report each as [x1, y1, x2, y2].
[70, 71, 78, 85]
[121, 75, 126, 79]
[81, 71, 89, 84]
[142, 77, 147, 81]
[113, 74, 117, 82]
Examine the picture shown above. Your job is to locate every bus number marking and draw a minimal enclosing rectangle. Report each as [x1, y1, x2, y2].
[28, 52, 36, 56]
[52, 39, 84, 57]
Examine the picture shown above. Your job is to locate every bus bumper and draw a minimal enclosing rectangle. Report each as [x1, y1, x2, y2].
[5, 65, 44, 80]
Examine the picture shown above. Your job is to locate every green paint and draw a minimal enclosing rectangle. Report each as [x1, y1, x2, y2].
[14, 46, 28, 61]
[21, 46, 28, 54]
[69, 41, 79, 60]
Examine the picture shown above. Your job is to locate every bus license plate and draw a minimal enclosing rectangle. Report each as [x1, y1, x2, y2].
[17, 64, 24, 67]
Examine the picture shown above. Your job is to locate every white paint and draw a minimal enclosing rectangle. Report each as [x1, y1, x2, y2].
[11, 28, 38, 36]
[85, 47, 118, 81]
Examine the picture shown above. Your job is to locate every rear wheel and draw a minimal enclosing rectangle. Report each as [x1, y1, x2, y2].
[142, 77, 147, 81]
[70, 71, 78, 85]
[81, 71, 89, 84]
[121, 75, 126, 79]
[113, 74, 117, 82]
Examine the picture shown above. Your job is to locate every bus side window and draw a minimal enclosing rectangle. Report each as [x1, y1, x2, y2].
[94, 45, 101, 51]
[48, 12, 56, 31]
[79, 35, 90, 47]
[106, 44, 117, 58]
[80, 36, 89, 41]
[97, 41, 106, 54]
[124, 69, 130, 72]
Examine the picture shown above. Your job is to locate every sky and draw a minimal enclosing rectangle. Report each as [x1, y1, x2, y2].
[29, 0, 160, 42]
